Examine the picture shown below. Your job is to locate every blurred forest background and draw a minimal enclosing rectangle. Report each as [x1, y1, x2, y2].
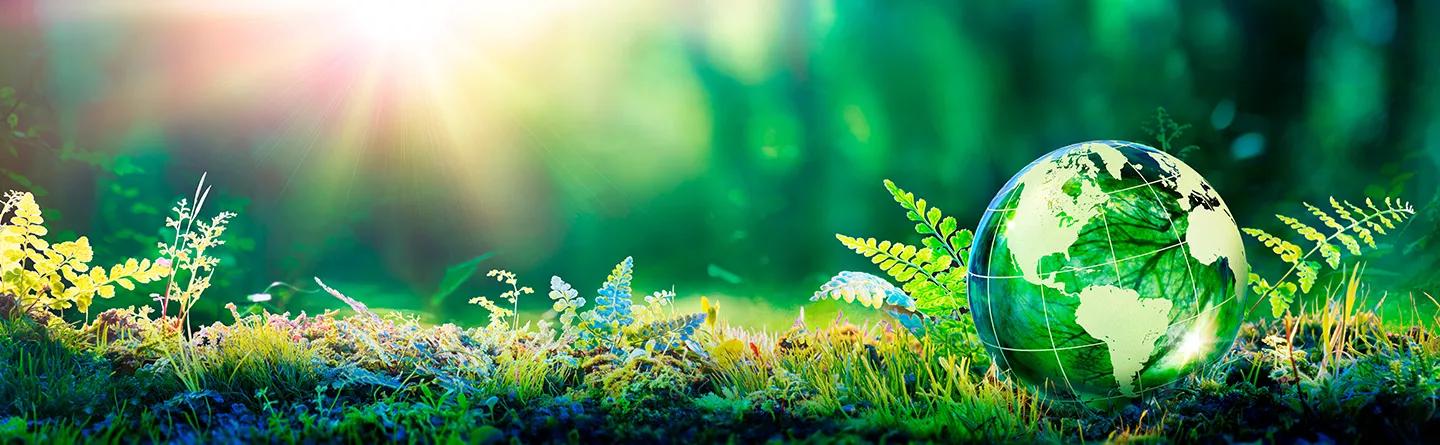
[1, 1, 1437, 327]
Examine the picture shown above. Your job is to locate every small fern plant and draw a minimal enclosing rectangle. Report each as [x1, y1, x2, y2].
[547, 275, 585, 328]
[583, 256, 637, 341]
[816, 180, 983, 361]
[1244, 196, 1415, 317]
[568, 256, 706, 351]
[634, 313, 705, 352]
[1143, 107, 1200, 157]
[0, 190, 170, 317]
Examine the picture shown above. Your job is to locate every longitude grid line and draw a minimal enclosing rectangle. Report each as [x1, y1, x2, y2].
[981, 188, 1016, 375]
[1039, 282, 1080, 396]
[980, 145, 1229, 399]
[1048, 150, 1133, 399]
[1126, 148, 1203, 396]
[1100, 212, 1123, 281]
[1036, 155, 1090, 397]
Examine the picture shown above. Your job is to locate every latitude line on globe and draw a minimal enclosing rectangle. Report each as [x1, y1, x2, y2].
[984, 173, 1181, 212]
[967, 240, 1187, 279]
[1070, 376, 1189, 404]
[975, 292, 1239, 353]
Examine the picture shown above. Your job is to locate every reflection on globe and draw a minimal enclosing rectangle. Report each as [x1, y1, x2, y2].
[967, 140, 1247, 402]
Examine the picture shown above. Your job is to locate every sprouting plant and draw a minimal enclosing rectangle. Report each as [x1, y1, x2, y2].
[1142, 107, 1200, 156]
[1259, 334, 1311, 384]
[638, 288, 676, 321]
[156, 174, 237, 331]
[547, 276, 585, 327]
[468, 269, 532, 330]
[1244, 196, 1415, 317]
[645, 289, 675, 312]
[469, 296, 515, 329]
[0, 191, 170, 316]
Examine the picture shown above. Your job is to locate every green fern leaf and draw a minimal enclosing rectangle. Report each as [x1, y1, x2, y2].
[836, 234, 952, 294]
[883, 179, 972, 269]
[1245, 195, 1415, 318]
[822, 181, 981, 360]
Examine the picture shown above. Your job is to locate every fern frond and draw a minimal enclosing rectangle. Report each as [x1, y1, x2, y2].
[822, 181, 981, 358]
[1275, 214, 1340, 268]
[634, 313, 705, 351]
[1307, 202, 1361, 256]
[594, 256, 635, 328]
[1245, 196, 1415, 318]
[548, 276, 584, 327]
[883, 179, 974, 269]
[1242, 228, 1303, 264]
[835, 234, 953, 294]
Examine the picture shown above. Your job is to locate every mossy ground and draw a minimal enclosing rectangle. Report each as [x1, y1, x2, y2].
[0, 288, 1437, 444]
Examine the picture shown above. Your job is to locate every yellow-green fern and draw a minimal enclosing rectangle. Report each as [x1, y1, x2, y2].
[0, 191, 170, 314]
[883, 179, 974, 270]
[820, 180, 983, 363]
[834, 235, 953, 297]
[1244, 196, 1414, 317]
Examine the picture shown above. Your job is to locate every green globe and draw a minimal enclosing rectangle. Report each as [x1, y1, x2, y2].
[967, 140, 1247, 402]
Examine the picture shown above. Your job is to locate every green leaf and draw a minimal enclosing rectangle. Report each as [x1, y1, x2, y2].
[1269, 282, 1297, 318]
[428, 252, 494, 308]
[0, 415, 24, 435]
[949, 229, 974, 251]
[939, 216, 957, 237]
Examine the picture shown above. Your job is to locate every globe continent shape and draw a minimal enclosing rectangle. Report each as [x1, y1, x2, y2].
[967, 140, 1247, 401]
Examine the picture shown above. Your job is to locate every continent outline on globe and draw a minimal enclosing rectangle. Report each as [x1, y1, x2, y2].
[967, 140, 1247, 402]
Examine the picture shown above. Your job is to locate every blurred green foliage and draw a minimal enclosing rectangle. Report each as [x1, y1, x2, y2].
[0, 1, 1437, 327]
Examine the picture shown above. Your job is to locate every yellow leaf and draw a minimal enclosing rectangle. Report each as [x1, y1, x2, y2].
[116, 278, 135, 291]
[97, 285, 115, 299]
[72, 237, 93, 263]
[61, 267, 81, 283]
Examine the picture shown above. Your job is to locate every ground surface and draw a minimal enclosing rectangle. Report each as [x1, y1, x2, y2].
[0, 296, 1437, 444]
